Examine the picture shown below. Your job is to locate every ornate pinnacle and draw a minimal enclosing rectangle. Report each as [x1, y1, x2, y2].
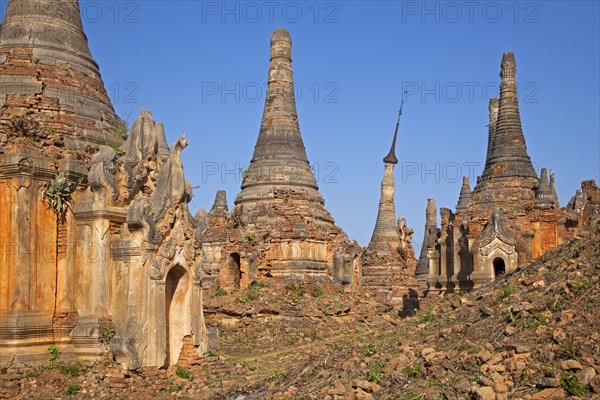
[383, 97, 406, 165]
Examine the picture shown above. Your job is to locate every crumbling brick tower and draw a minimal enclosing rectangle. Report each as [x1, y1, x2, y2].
[0, 0, 124, 365]
[418, 52, 578, 292]
[0, 0, 206, 369]
[361, 110, 418, 296]
[201, 29, 359, 290]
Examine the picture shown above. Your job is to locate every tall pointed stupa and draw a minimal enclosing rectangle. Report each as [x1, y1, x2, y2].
[203, 29, 358, 287]
[421, 52, 577, 293]
[234, 28, 329, 222]
[0, 0, 122, 147]
[362, 102, 417, 293]
[472, 52, 538, 205]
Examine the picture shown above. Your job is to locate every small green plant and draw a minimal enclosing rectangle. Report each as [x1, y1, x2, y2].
[426, 377, 439, 387]
[166, 379, 184, 393]
[568, 278, 592, 295]
[560, 371, 589, 396]
[358, 342, 378, 356]
[247, 232, 257, 245]
[304, 331, 319, 341]
[58, 360, 86, 377]
[285, 282, 304, 304]
[42, 172, 82, 219]
[402, 363, 424, 379]
[416, 307, 435, 323]
[311, 287, 324, 298]
[64, 70, 72, 78]
[66, 383, 81, 395]
[70, 149, 85, 160]
[113, 120, 128, 139]
[24, 368, 40, 378]
[176, 366, 193, 380]
[212, 288, 227, 297]
[367, 361, 384, 383]
[242, 166, 253, 180]
[239, 359, 257, 371]
[101, 326, 116, 343]
[204, 349, 216, 357]
[321, 307, 331, 316]
[34, 58, 40, 65]
[499, 283, 517, 298]
[556, 339, 582, 359]
[48, 345, 61, 362]
[106, 141, 125, 157]
[544, 296, 565, 312]
[238, 293, 249, 304]
[268, 370, 282, 381]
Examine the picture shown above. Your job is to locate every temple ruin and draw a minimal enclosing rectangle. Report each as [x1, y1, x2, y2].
[416, 52, 590, 292]
[0, 2, 598, 380]
[201, 29, 361, 290]
[0, 0, 205, 369]
[361, 105, 418, 295]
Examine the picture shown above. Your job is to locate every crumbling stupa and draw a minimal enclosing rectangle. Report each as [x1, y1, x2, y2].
[0, 0, 205, 369]
[417, 52, 580, 291]
[201, 29, 360, 290]
[361, 106, 418, 295]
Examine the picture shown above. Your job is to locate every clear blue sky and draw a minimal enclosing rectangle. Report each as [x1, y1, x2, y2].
[6, 1, 598, 249]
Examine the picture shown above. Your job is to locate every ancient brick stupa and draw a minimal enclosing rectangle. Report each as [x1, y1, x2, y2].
[201, 29, 359, 290]
[419, 52, 578, 291]
[361, 104, 418, 295]
[0, 0, 123, 147]
[0, 0, 205, 369]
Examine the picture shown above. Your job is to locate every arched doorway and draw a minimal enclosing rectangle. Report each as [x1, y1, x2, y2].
[165, 265, 190, 366]
[227, 253, 241, 289]
[493, 257, 506, 277]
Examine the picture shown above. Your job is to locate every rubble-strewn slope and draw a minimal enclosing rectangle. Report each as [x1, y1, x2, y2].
[2, 223, 599, 399]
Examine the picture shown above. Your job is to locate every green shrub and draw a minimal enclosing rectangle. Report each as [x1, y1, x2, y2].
[402, 363, 424, 379]
[499, 283, 516, 298]
[311, 287, 323, 298]
[48, 345, 61, 362]
[367, 361, 384, 383]
[58, 361, 86, 377]
[358, 342, 378, 356]
[212, 288, 227, 297]
[66, 383, 81, 395]
[101, 326, 116, 343]
[560, 371, 589, 396]
[176, 366, 193, 380]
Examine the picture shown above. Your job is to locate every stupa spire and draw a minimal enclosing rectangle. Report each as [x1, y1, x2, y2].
[455, 176, 472, 212]
[0, 0, 122, 144]
[416, 199, 438, 280]
[480, 52, 536, 180]
[235, 28, 323, 208]
[383, 98, 405, 165]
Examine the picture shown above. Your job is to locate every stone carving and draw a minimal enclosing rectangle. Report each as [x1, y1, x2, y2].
[88, 145, 119, 204]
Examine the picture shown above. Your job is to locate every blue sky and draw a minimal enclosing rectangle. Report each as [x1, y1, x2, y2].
[7, 1, 598, 249]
